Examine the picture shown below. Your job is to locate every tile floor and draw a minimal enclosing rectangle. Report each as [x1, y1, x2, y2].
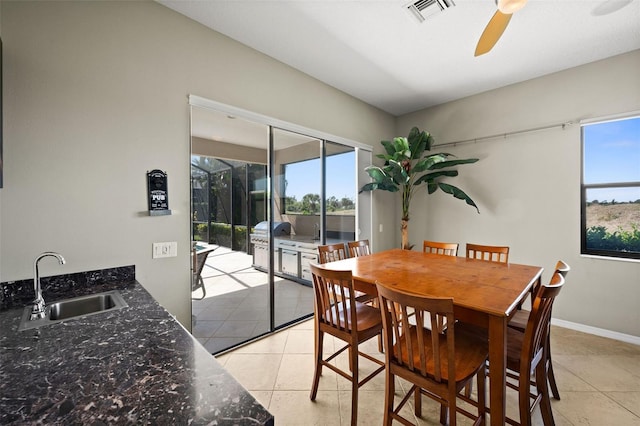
[216, 320, 640, 425]
[191, 245, 314, 354]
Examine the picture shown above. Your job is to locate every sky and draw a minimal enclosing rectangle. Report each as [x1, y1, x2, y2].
[283, 151, 355, 201]
[583, 116, 640, 202]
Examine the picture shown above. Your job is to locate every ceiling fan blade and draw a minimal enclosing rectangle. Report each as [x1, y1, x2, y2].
[475, 10, 512, 57]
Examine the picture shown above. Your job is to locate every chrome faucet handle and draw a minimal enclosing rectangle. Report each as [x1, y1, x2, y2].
[30, 298, 46, 320]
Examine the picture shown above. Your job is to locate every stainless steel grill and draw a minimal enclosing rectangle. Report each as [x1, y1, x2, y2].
[250, 221, 291, 244]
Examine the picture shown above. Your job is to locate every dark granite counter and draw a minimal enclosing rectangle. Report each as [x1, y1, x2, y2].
[0, 268, 274, 425]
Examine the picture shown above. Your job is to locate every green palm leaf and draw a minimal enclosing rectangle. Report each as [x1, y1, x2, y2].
[438, 182, 479, 212]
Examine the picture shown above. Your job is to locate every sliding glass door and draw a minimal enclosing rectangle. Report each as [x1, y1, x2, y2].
[190, 107, 271, 354]
[272, 129, 320, 328]
[190, 99, 371, 354]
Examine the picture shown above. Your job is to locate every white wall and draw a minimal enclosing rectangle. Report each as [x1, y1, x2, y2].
[0, 1, 396, 326]
[396, 50, 640, 338]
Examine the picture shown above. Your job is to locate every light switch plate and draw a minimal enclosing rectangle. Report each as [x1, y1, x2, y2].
[153, 242, 177, 258]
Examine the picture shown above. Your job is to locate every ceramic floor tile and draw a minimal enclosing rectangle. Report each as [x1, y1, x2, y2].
[233, 329, 289, 354]
[213, 320, 259, 338]
[303, 332, 342, 356]
[269, 390, 341, 426]
[192, 319, 224, 338]
[289, 318, 314, 331]
[338, 388, 428, 426]
[248, 390, 273, 412]
[550, 359, 599, 393]
[554, 355, 640, 392]
[194, 307, 235, 321]
[222, 353, 283, 391]
[226, 307, 270, 322]
[603, 391, 640, 418]
[553, 391, 640, 425]
[551, 327, 640, 356]
[275, 353, 338, 391]
[283, 329, 316, 354]
[202, 336, 247, 354]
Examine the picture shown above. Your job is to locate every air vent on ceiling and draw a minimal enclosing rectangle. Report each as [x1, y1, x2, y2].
[406, 0, 455, 23]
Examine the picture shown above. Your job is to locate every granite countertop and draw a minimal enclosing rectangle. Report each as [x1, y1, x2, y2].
[0, 269, 274, 425]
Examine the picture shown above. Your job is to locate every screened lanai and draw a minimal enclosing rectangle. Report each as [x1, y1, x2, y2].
[191, 156, 267, 253]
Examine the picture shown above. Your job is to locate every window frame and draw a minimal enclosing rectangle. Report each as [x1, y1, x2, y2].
[580, 113, 640, 260]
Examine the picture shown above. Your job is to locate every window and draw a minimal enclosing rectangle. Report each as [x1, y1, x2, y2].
[581, 114, 640, 259]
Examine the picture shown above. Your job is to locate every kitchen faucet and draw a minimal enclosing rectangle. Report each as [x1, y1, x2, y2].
[30, 252, 66, 320]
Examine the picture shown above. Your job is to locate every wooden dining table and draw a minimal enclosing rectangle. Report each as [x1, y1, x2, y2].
[321, 248, 543, 426]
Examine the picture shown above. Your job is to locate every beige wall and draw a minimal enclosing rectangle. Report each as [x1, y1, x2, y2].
[0, 1, 395, 326]
[192, 137, 267, 165]
[396, 50, 640, 338]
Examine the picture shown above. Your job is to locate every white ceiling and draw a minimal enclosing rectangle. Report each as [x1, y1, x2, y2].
[160, 0, 640, 116]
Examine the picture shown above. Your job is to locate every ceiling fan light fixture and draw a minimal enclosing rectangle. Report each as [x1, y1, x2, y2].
[496, 0, 527, 14]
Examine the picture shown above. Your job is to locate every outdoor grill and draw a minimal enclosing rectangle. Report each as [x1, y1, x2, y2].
[250, 221, 291, 245]
[250, 221, 291, 271]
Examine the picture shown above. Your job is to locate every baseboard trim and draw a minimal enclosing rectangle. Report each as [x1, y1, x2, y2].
[551, 318, 640, 346]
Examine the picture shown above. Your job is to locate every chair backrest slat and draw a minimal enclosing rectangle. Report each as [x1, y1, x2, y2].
[347, 240, 371, 257]
[466, 243, 509, 263]
[318, 243, 349, 264]
[423, 240, 459, 257]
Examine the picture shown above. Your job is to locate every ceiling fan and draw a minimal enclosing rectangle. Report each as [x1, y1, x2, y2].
[475, 0, 528, 56]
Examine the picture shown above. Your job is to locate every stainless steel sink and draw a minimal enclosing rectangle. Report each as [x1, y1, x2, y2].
[18, 290, 128, 331]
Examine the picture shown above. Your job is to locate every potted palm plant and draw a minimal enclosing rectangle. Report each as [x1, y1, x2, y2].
[360, 127, 479, 250]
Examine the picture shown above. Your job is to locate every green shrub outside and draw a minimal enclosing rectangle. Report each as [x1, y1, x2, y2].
[586, 224, 640, 253]
[193, 222, 250, 252]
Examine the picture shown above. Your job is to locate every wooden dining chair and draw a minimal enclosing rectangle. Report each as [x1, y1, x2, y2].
[508, 260, 571, 400]
[376, 282, 488, 426]
[310, 264, 385, 426]
[423, 240, 459, 256]
[317, 242, 349, 264]
[503, 272, 565, 426]
[458, 271, 565, 426]
[466, 243, 510, 263]
[347, 239, 371, 257]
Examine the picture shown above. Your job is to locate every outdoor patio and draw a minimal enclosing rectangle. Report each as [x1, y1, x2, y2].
[191, 245, 314, 354]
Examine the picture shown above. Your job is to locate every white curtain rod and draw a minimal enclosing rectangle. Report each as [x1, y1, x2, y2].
[433, 120, 577, 148]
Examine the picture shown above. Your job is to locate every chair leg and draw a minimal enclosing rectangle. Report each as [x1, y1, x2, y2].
[476, 364, 486, 423]
[200, 276, 206, 299]
[464, 382, 473, 398]
[536, 361, 555, 426]
[310, 328, 324, 401]
[518, 370, 532, 426]
[439, 403, 447, 425]
[192, 276, 206, 300]
[414, 386, 422, 417]
[449, 388, 457, 426]
[383, 370, 395, 426]
[350, 341, 359, 426]
[547, 356, 561, 400]
[546, 333, 561, 400]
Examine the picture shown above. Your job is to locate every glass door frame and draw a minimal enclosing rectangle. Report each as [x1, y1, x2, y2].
[189, 95, 373, 338]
